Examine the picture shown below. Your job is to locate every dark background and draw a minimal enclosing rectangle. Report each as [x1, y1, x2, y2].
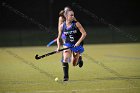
[0, 0, 140, 46]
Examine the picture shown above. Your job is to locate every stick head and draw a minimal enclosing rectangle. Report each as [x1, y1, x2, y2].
[35, 54, 40, 60]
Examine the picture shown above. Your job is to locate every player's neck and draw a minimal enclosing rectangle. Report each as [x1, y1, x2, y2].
[66, 20, 72, 27]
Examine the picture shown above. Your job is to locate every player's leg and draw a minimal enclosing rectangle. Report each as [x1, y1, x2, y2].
[71, 45, 84, 67]
[78, 42, 84, 67]
[77, 55, 83, 68]
[62, 46, 71, 81]
[71, 52, 80, 66]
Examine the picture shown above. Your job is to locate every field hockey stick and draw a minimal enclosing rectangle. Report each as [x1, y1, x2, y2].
[35, 46, 73, 60]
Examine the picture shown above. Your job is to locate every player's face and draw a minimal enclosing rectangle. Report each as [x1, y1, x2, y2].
[67, 11, 74, 22]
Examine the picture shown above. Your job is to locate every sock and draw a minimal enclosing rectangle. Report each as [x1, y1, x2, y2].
[62, 62, 69, 79]
[79, 56, 82, 62]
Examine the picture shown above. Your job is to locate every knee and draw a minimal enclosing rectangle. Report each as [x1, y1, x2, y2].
[63, 50, 71, 62]
[63, 57, 70, 62]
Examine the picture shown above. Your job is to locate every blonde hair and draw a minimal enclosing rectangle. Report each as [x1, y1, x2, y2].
[64, 6, 71, 12]
[64, 6, 72, 17]
[59, 10, 65, 17]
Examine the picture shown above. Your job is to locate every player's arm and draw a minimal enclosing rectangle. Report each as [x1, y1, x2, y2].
[58, 16, 63, 29]
[75, 22, 87, 46]
[56, 23, 63, 51]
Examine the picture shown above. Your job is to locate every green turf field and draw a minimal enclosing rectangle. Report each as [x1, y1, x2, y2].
[0, 43, 140, 93]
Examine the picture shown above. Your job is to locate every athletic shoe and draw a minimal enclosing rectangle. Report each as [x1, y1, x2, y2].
[78, 56, 83, 68]
[63, 78, 69, 81]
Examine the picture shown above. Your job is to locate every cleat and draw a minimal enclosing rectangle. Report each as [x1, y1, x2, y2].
[63, 78, 69, 81]
[78, 56, 83, 68]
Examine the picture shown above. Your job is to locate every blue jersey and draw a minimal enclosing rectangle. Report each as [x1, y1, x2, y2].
[62, 21, 83, 45]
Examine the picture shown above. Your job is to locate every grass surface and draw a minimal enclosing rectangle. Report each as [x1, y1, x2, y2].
[0, 43, 140, 93]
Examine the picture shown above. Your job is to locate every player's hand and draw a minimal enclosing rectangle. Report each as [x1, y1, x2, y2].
[74, 43, 80, 47]
[56, 47, 60, 52]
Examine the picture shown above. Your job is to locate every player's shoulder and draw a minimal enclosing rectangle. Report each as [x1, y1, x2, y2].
[72, 20, 80, 26]
[59, 16, 63, 21]
[59, 16, 65, 22]
[60, 22, 65, 28]
[59, 16, 63, 19]
[74, 21, 83, 29]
